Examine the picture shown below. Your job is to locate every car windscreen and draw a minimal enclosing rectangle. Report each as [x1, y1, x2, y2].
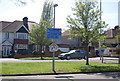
[68, 50, 76, 53]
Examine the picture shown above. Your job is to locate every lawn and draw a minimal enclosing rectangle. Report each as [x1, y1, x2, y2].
[1, 61, 120, 74]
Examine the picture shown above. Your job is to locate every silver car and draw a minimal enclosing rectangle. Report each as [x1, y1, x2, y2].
[58, 50, 86, 60]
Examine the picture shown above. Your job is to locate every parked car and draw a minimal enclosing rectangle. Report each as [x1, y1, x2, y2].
[58, 50, 86, 60]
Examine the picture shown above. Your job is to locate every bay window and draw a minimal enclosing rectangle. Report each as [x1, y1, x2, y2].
[16, 33, 28, 39]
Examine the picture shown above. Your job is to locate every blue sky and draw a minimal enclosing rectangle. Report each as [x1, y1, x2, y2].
[0, 0, 119, 31]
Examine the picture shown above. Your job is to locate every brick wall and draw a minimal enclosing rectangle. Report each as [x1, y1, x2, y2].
[14, 50, 63, 59]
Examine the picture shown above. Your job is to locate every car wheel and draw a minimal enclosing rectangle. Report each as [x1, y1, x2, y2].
[66, 56, 70, 60]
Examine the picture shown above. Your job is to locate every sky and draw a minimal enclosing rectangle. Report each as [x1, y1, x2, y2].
[0, 0, 119, 31]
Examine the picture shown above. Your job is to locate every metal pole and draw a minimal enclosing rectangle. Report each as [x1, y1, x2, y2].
[52, 49, 55, 72]
[52, 4, 58, 72]
[100, 0, 104, 63]
[99, 0, 103, 62]
[101, 52, 104, 63]
[99, 0, 101, 60]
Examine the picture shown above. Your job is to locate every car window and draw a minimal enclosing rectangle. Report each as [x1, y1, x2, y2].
[76, 50, 80, 52]
[80, 51, 84, 53]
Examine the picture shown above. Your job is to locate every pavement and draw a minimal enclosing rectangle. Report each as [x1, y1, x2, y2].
[1, 72, 120, 80]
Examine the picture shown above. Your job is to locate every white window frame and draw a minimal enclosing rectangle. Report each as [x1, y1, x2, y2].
[4, 32, 9, 39]
[16, 33, 28, 39]
[17, 44, 28, 49]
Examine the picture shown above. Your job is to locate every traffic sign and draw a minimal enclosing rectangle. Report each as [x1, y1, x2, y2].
[47, 28, 61, 39]
[49, 43, 58, 52]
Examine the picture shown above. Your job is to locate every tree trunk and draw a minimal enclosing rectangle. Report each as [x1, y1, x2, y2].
[84, 23, 89, 65]
[40, 45, 43, 60]
[85, 44, 89, 65]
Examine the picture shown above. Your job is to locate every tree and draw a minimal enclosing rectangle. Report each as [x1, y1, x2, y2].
[29, 0, 53, 59]
[40, 0, 54, 26]
[66, 0, 108, 65]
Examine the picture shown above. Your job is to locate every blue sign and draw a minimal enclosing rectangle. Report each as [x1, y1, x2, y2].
[47, 28, 62, 39]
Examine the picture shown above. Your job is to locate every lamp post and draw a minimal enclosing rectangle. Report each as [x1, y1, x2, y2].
[54, 4, 58, 28]
[52, 4, 58, 73]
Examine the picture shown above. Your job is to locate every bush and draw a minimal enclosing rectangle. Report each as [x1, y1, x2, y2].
[32, 50, 40, 55]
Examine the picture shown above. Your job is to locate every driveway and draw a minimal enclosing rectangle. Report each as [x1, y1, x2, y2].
[0, 57, 119, 63]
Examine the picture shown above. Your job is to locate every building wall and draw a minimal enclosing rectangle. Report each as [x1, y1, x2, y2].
[0, 32, 2, 44]
[2, 32, 14, 43]
[0, 22, 2, 57]
[9, 33, 14, 43]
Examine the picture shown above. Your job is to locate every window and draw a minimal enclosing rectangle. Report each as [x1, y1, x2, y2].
[16, 33, 28, 39]
[113, 50, 116, 52]
[17, 44, 28, 49]
[5, 32, 9, 39]
[109, 50, 112, 52]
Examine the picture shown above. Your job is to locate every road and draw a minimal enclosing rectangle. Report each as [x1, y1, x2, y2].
[0, 57, 119, 63]
[1, 72, 120, 80]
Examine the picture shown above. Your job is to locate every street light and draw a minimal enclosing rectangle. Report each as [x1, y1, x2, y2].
[52, 4, 58, 73]
[54, 4, 58, 28]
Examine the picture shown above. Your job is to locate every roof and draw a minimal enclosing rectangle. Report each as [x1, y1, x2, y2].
[0, 20, 37, 32]
[0, 21, 11, 31]
[105, 29, 114, 38]
[2, 20, 23, 32]
[62, 32, 70, 36]
[105, 26, 120, 39]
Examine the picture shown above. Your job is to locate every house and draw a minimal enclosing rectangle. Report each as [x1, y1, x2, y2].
[56, 31, 82, 50]
[0, 17, 37, 57]
[104, 25, 120, 47]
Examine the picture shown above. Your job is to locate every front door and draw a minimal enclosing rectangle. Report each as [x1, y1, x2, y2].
[2, 46, 11, 57]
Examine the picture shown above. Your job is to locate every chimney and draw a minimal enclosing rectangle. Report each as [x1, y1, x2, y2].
[23, 17, 29, 30]
[114, 25, 119, 30]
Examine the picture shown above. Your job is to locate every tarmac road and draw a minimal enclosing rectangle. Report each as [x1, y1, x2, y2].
[0, 57, 119, 63]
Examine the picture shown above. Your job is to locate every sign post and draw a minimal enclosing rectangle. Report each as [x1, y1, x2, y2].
[47, 28, 61, 72]
[49, 43, 58, 72]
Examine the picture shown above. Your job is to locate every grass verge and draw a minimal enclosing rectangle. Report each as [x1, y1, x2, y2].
[1, 61, 120, 74]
